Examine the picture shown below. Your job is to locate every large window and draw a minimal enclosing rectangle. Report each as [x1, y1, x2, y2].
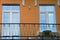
[39, 5, 56, 32]
[2, 4, 20, 39]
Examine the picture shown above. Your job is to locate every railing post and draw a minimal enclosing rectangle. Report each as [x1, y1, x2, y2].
[47, 24, 49, 30]
[12, 36, 13, 40]
[27, 37, 31, 40]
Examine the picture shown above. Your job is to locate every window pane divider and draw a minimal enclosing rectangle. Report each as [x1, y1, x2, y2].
[40, 11, 54, 14]
[3, 10, 20, 12]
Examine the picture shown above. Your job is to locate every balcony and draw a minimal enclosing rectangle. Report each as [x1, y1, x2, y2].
[0, 23, 60, 40]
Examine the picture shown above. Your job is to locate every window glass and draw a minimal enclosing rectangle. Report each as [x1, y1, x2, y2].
[48, 13, 55, 23]
[2, 5, 20, 39]
[2, 6, 20, 10]
[11, 6, 20, 10]
[2, 12, 10, 23]
[40, 6, 55, 12]
[12, 12, 20, 23]
[2, 6, 10, 10]
[40, 13, 46, 23]
[40, 5, 56, 32]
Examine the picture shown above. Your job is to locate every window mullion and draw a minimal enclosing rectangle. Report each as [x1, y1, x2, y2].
[10, 11, 12, 23]
[48, 11, 54, 13]
[10, 11, 13, 36]
[46, 12, 49, 30]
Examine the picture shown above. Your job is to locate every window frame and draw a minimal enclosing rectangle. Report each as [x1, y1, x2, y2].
[39, 4, 56, 32]
[2, 4, 20, 39]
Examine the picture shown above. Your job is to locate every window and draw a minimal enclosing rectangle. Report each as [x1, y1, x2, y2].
[2, 4, 20, 39]
[39, 5, 56, 32]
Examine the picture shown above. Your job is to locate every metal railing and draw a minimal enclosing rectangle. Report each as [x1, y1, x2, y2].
[0, 23, 60, 40]
[0, 36, 60, 40]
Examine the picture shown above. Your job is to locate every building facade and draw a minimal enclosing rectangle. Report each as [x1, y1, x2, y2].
[0, 0, 60, 39]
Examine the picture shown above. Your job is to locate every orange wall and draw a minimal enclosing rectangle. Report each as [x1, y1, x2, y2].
[0, 0, 60, 36]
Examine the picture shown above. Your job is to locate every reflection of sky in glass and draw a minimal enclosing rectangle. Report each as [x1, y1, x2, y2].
[40, 13, 46, 23]
[40, 6, 55, 12]
[40, 25, 47, 32]
[40, 5, 56, 32]
[11, 24, 20, 35]
[2, 6, 20, 10]
[2, 5, 20, 23]
[2, 12, 10, 23]
[12, 12, 20, 23]
[2, 24, 10, 36]
[48, 13, 55, 23]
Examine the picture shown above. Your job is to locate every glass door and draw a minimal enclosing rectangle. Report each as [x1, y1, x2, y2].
[39, 5, 56, 32]
[2, 5, 20, 39]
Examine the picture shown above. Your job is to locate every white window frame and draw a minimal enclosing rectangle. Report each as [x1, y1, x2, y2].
[39, 5, 56, 32]
[2, 10, 19, 23]
[2, 5, 20, 39]
[40, 11, 55, 30]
